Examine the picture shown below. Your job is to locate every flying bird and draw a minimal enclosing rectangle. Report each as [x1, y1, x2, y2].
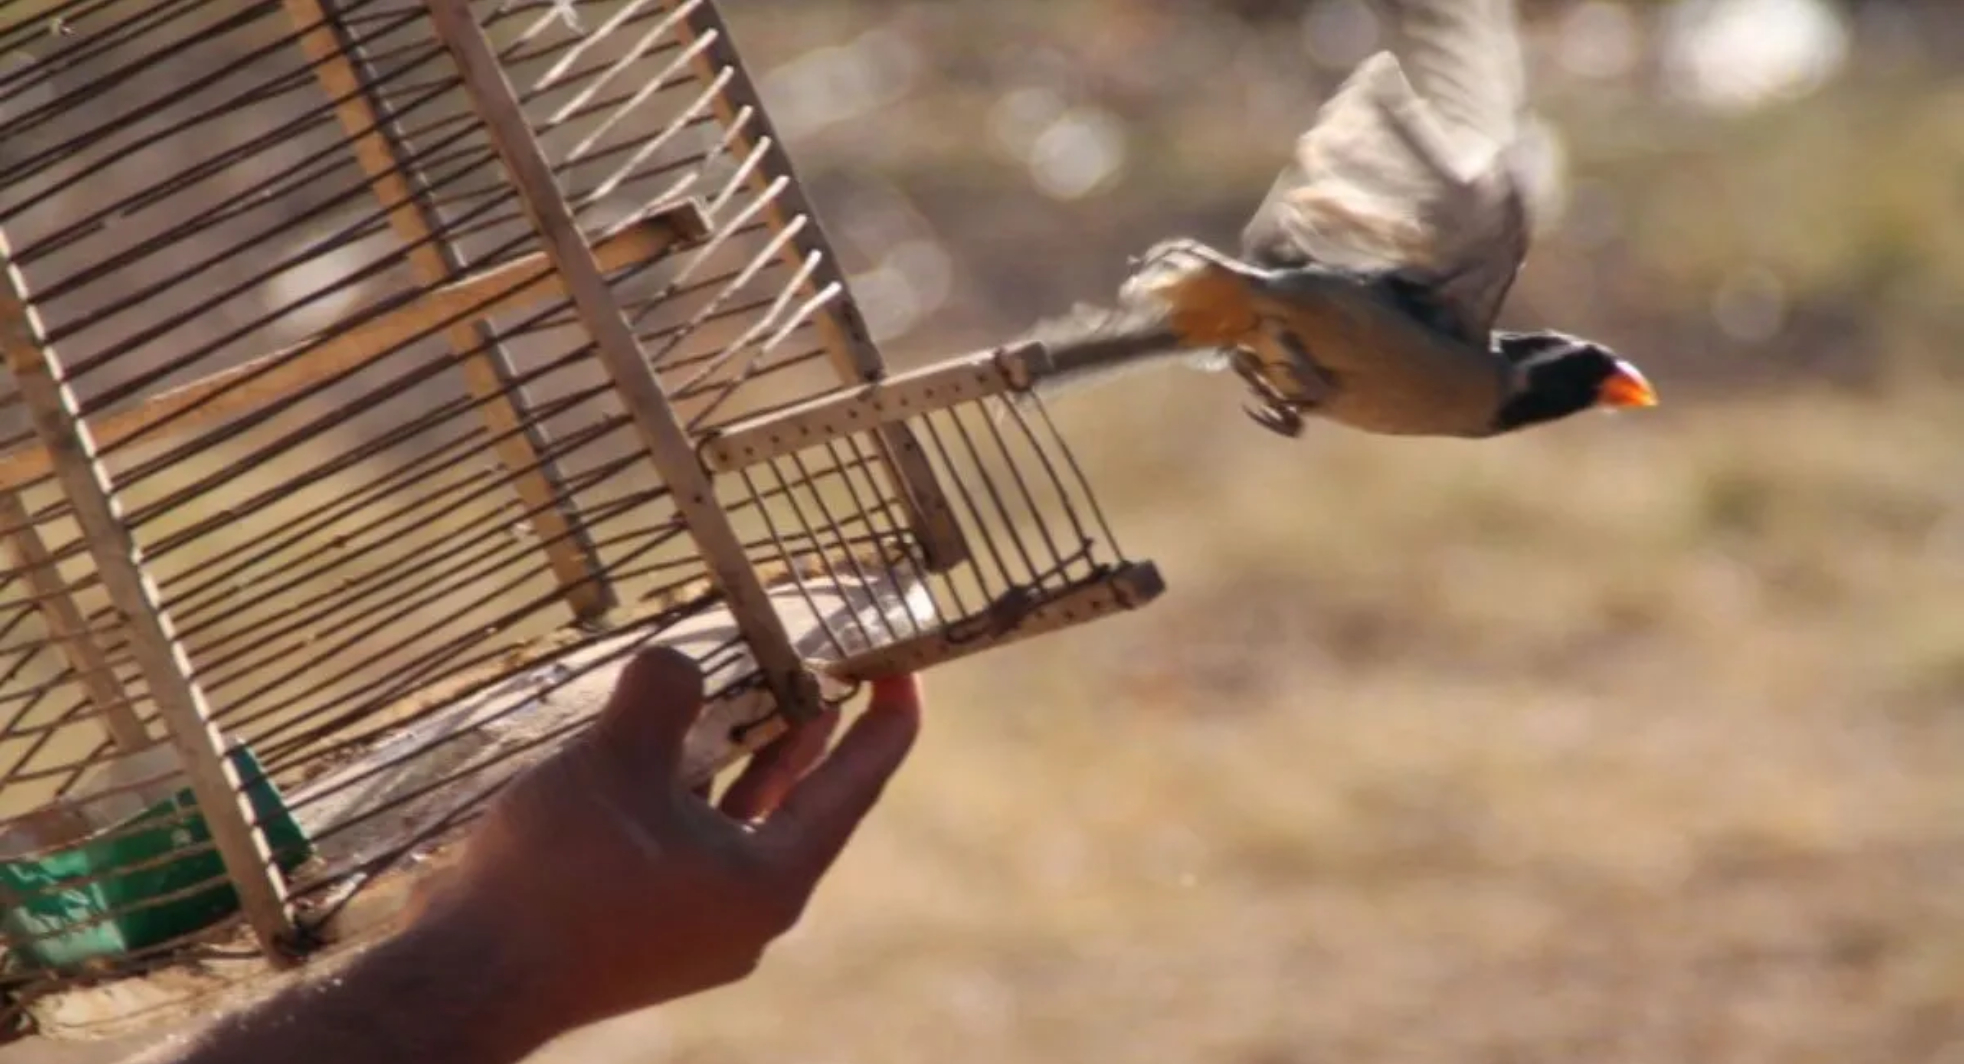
[1026, 0, 1657, 439]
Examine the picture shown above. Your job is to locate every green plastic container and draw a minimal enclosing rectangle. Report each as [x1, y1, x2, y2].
[0, 743, 311, 972]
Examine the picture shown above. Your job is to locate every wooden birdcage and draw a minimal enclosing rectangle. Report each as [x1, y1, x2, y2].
[0, 0, 1160, 1042]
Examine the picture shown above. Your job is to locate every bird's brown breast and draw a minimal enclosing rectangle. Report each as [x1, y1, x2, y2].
[1242, 274, 1510, 437]
[1137, 247, 1511, 437]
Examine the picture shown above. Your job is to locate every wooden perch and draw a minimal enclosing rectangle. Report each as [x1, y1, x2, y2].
[0, 205, 706, 493]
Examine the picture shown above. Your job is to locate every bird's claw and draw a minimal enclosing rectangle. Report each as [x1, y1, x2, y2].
[1231, 349, 1277, 395]
[1229, 348, 1308, 437]
[1244, 400, 1305, 438]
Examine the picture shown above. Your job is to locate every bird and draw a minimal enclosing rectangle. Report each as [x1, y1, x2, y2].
[1023, 0, 1657, 440]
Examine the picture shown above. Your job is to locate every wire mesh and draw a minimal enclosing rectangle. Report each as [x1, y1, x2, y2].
[0, 0, 1153, 1030]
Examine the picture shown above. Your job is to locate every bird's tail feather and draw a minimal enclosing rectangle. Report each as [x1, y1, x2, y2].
[1019, 301, 1224, 397]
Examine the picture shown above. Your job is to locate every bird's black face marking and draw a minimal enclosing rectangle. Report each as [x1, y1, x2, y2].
[1488, 331, 1628, 434]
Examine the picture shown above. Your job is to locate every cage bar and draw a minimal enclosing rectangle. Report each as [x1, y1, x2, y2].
[700, 341, 1046, 472]
[0, 208, 705, 496]
[831, 561, 1161, 679]
[425, 0, 820, 720]
[0, 258, 296, 957]
[282, 0, 614, 621]
[0, 491, 144, 752]
[652, 0, 968, 570]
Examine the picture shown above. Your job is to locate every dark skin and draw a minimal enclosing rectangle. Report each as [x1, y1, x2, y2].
[134, 648, 922, 1064]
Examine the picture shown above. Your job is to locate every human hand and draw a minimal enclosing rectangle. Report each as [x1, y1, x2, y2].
[421, 647, 921, 1036]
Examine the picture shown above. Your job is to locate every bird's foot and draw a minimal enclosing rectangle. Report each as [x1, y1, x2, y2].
[1230, 345, 1319, 439]
[1244, 400, 1306, 438]
[1230, 347, 1282, 398]
[1268, 327, 1340, 405]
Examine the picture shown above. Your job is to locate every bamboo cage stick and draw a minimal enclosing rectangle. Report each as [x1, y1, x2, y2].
[0, 243, 296, 959]
[0, 491, 146, 750]
[655, 0, 968, 570]
[425, 0, 820, 720]
[283, 0, 613, 619]
[0, 210, 704, 494]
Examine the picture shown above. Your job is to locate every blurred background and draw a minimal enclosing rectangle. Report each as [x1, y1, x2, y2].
[540, 1, 1964, 1061]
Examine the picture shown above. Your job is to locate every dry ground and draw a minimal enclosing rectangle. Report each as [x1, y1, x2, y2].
[533, 373, 1964, 1063]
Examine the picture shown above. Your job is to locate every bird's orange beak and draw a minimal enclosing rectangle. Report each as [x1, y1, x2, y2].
[1598, 360, 1658, 409]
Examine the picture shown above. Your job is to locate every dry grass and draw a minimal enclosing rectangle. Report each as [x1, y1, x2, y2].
[540, 374, 1964, 1064]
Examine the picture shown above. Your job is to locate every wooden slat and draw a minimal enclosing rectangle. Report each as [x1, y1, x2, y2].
[0, 209, 704, 494]
[827, 563, 1166, 681]
[0, 491, 145, 751]
[425, 0, 821, 720]
[0, 241, 296, 959]
[700, 342, 1041, 472]
[657, 0, 969, 570]
[291, 0, 613, 619]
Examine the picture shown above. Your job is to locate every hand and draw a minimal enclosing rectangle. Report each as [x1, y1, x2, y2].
[423, 648, 921, 1035]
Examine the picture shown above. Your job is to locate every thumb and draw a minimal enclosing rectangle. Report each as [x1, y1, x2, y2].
[760, 674, 921, 879]
[586, 646, 707, 784]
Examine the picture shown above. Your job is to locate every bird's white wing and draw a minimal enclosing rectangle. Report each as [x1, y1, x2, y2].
[1239, 0, 1533, 341]
[1392, 0, 1526, 169]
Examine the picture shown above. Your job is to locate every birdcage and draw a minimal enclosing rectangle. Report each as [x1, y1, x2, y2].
[0, 0, 1161, 1042]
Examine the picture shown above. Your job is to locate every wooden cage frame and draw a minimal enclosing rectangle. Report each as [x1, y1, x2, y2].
[0, 0, 1162, 1041]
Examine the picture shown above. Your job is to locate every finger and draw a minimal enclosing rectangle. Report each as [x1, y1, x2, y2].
[587, 646, 707, 784]
[869, 673, 922, 712]
[718, 710, 840, 822]
[758, 673, 921, 878]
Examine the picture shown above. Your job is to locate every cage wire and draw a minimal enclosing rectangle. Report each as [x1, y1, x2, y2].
[0, 0, 1162, 1041]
